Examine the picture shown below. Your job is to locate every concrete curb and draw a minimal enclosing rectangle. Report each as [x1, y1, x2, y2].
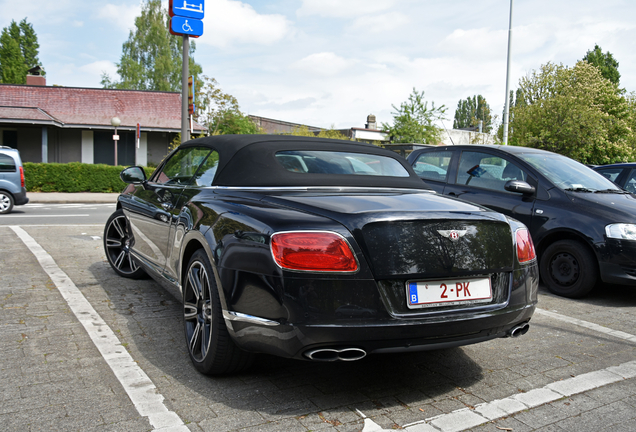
[27, 192, 119, 204]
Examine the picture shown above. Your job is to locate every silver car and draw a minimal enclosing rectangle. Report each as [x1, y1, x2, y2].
[0, 146, 29, 214]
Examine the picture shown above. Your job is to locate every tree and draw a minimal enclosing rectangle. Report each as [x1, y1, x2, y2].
[0, 18, 42, 84]
[453, 95, 492, 132]
[290, 125, 348, 140]
[582, 44, 620, 86]
[510, 61, 633, 164]
[381, 88, 446, 144]
[101, 0, 202, 91]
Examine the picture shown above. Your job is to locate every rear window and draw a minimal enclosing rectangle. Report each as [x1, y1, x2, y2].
[276, 150, 410, 177]
[0, 154, 16, 172]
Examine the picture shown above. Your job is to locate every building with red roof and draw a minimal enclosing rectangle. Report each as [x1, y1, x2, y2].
[0, 73, 206, 166]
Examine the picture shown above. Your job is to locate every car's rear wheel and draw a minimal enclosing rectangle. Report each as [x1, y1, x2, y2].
[183, 249, 253, 375]
[540, 240, 597, 298]
[103, 209, 147, 279]
[0, 191, 14, 214]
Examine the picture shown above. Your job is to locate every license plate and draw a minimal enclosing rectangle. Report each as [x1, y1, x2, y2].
[406, 276, 492, 309]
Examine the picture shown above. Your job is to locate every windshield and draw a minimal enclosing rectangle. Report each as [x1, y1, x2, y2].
[517, 152, 621, 192]
[276, 150, 410, 177]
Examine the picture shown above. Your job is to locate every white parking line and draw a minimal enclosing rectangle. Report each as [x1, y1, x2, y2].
[1, 214, 90, 218]
[361, 308, 636, 432]
[10, 226, 188, 432]
[535, 308, 636, 343]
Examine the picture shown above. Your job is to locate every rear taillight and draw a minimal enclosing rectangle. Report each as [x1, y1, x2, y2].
[19, 166, 25, 188]
[515, 229, 536, 263]
[270, 231, 358, 272]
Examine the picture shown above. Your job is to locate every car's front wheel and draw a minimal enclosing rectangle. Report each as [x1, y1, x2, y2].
[183, 249, 253, 375]
[103, 209, 147, 279]
[540, 239, 598, 298]
[0, 191, 14, 214]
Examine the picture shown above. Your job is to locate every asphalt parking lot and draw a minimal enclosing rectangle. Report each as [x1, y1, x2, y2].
[2, 223, 636, 432]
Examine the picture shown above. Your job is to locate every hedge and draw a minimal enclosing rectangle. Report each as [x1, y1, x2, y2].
[24, 163, 155, 193]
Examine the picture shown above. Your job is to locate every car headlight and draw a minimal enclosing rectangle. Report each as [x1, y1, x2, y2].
[605, 224, 636, 240]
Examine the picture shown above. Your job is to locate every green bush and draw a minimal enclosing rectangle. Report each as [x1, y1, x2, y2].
[24, 163, 155, 193]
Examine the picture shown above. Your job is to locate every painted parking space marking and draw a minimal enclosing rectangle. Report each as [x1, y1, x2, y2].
[535, 307, 636, 343]
[360, 359, 636, 432]
[10, 226, 188, 432]
[0, 214, 90, 218]
[360, 308, 636, 432]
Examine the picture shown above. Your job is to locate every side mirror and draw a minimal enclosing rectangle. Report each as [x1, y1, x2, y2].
[505, 180, 535, 195]
[120, 166, 147, 184]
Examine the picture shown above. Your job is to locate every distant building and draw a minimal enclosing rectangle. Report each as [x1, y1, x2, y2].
[0, 72, 205, 166]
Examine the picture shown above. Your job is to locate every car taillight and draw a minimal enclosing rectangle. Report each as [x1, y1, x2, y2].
[271, 231, 358, 272]
[515, 229, 536, 263]
[19, 166, 25, 188]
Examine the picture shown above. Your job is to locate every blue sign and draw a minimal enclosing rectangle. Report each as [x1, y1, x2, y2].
[171, 0, 204, 20]
[170, 16, 204, 37]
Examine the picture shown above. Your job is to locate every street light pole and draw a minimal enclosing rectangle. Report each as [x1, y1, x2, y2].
[502, 0, 514, 145]
[111, 116, 121, 166]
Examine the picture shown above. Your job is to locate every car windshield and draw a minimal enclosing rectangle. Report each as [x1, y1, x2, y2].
[517, 152, 621, 192]
[276, 150, 410, 177]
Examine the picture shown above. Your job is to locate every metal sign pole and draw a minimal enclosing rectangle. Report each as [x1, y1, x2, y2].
[181, 35, 190, 143]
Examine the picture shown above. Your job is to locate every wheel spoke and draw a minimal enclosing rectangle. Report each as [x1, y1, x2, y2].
[112, 217, 126, 239]
[189, 322, 201, 354]
[106, 238, 122, 248]
[114, 251, 127, 269]
[187, 266, 202, 301]
[184, 303, 198, 320]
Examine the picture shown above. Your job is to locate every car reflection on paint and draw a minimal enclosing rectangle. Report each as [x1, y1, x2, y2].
[103, 135, 537, 375]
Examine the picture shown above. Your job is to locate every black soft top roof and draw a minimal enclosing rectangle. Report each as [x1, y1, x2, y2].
[180, 134, 428, 189]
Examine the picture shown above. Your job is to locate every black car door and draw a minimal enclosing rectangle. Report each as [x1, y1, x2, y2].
[442, 149, 536, 230]
[124, 146, 212, 275]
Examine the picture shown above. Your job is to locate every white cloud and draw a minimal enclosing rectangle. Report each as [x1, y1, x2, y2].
[293, 52, 353, 77]
[351, 12, 410, 34]
[297, 0, 397, 18]
[96, 3, 141, 33]
[201, 0, 292, 48]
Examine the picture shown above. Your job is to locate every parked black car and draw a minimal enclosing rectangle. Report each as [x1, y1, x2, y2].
[408, 145, 636, 298]
[104, 135, 538, 374]
[593, 163, 636, 194]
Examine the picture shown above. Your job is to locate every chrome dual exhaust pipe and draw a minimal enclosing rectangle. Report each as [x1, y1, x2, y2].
[508, 322, 530, 338]
[304, 347, 367, 362]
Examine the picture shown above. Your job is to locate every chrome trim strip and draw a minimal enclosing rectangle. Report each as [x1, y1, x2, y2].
[211, 186, 434, 193]
[222, 311, 280, 326]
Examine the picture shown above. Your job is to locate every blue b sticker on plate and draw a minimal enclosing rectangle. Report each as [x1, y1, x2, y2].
[408, 282, 418, 305]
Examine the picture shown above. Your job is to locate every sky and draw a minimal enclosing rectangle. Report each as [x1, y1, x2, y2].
[2, 0, 635, 130]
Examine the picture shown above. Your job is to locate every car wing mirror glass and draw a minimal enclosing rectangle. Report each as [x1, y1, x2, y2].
[120, 166, 147, 184]
[505, 180, 535, 195]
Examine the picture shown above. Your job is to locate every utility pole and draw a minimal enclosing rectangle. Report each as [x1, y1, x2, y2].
[181, 35, 190, 143]
[502, 0, 513, 145]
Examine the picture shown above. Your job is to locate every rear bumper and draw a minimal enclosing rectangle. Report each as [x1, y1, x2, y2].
[14, 187, 29, 206]
[225, 303, 536, 360]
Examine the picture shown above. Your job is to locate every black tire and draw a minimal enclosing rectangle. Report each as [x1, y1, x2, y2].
[540, 239, 598, 298]
[0, 191, 14, 214]
[103, 209, 147, 279]
[183, 249, 253, 375]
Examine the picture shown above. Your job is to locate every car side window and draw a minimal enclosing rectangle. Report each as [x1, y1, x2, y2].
[153, 147, 211, 185]
[412, 151, 450, 182]
[457, 151, 527, 192]
[192, 151, 220, 187]
[625, 169, 636, 193]
[0, 154, 16, 172]
[596, 167, 624, 183]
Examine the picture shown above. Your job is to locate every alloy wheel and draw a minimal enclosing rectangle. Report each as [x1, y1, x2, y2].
[104, 214, 140, 275]
[184, 260, 213, 362]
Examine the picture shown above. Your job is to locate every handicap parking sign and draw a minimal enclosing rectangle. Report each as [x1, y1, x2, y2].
[170, 16, 204, 37]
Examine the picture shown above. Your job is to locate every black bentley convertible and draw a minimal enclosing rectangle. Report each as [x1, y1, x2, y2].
[104, 135, 538, 375]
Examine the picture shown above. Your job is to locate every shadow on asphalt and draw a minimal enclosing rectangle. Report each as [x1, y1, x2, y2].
[88, 261, 485, 417]
[538, 282, 636, 308]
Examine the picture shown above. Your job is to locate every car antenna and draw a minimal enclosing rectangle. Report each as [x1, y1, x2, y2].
[440, 119, 456, 145]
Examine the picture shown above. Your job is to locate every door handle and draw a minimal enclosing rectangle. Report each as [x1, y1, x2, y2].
[448, 192, 457, 197]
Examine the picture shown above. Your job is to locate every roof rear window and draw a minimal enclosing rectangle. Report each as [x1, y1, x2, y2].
[0, 154, 16, 172]
[276, 150, 410, 177]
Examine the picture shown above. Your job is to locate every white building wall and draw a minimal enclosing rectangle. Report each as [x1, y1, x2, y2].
[81, 130, 93, 163]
